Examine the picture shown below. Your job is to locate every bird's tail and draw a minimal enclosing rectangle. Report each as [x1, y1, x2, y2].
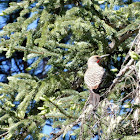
[89, 90, 100, 107]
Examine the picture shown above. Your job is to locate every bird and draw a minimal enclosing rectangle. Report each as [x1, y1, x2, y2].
[84, 54, 109, 107]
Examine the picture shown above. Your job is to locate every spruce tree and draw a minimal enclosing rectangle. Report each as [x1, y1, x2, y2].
[0, 0, 140, 139]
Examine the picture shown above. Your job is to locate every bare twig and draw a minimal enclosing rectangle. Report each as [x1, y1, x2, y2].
[109, 29, 139, 52]
[0, 131, 8, 139]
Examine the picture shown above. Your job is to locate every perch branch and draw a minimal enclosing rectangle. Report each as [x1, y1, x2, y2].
[0, 132, 8, 139]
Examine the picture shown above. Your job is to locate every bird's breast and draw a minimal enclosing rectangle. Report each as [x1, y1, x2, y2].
[84, 66, 105, 89]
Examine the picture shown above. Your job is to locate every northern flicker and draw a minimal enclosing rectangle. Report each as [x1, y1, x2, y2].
[84, 54, 109, 106]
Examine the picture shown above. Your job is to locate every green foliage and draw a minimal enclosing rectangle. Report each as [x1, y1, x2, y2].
[129, 51, 140, 60]
[0, 0, 140, 139]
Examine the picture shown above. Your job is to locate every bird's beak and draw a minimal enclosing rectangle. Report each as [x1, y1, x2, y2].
[100, 54, 110, 59]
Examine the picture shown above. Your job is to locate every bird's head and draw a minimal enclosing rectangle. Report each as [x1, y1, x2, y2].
[87, 54, 109, 67]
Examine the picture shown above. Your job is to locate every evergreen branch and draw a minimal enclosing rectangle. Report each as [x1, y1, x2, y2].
[91, 5, 126, 30]
[13, 46, 44, 55]
[91, 4, 118, 30]
[91, 4, 139, 53]
[91, 3, 137, 31]
[0, 1, 139, 139]
[48, 99, 77, 119]
[12, 46, 59, 56]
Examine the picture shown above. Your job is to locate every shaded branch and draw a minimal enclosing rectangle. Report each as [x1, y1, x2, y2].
[109, 29, 139, 52]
